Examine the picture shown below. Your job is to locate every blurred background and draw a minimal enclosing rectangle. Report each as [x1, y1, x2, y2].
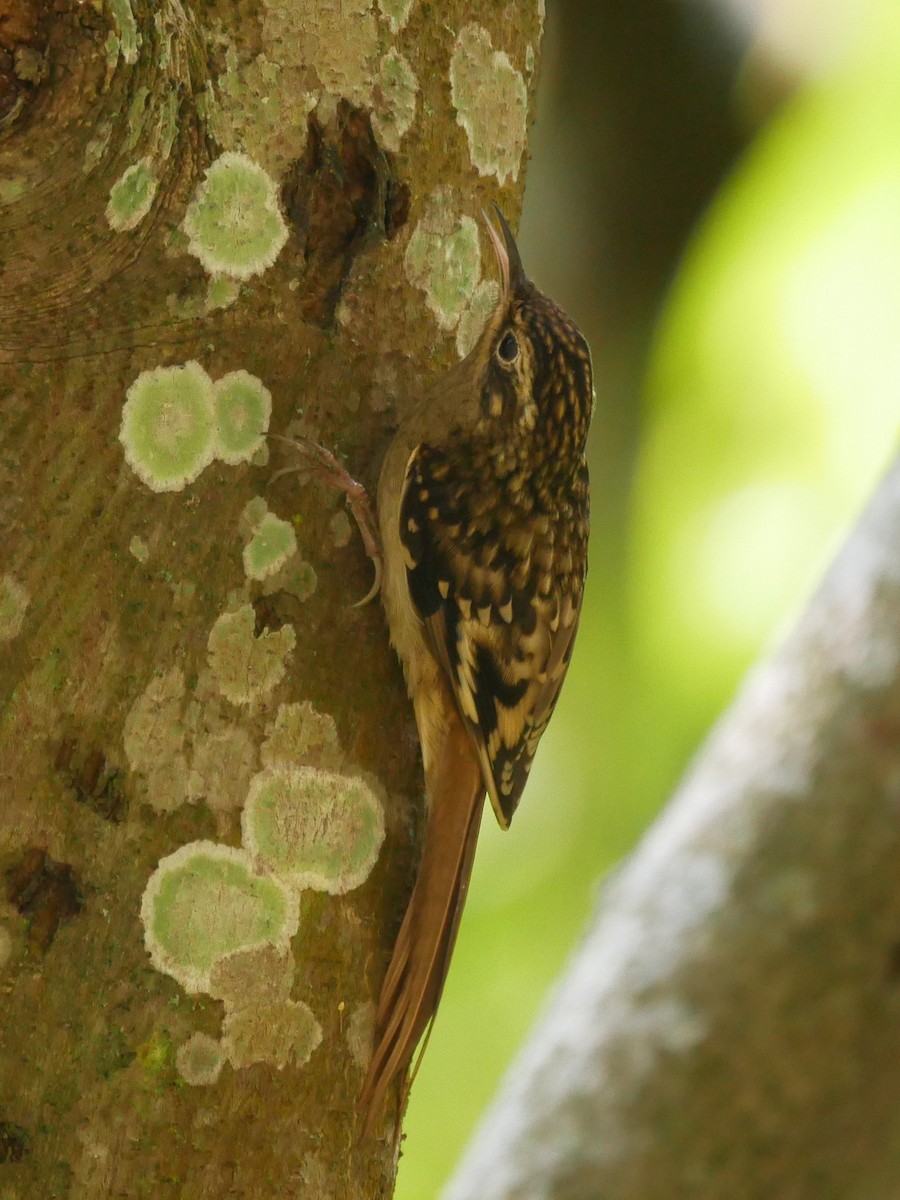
[400, 0, 900, 1194]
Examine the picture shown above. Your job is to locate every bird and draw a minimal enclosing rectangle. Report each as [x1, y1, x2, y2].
[275, 206, 593, 1135]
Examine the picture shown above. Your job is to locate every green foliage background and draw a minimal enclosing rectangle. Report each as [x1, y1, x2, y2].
[399, 1, 900, 1194]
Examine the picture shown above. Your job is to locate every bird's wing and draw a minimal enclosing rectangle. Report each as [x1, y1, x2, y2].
[399, 442, 588, 828]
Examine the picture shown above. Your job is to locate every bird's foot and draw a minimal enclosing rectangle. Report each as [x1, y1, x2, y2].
[269, 434, 382, 606]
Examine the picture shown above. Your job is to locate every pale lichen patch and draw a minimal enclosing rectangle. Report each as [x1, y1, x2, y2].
[120, 362, 216, 493]
[242, 767, 385, 894]
[141, 841, 300, 993]
[107, 159, 158, 231]
[0, 574, 29, 640]
[212, 370, 272, 465]
[209, 944, 294, 1004]
[201, 48, 317, 177]
[207, 604, 296, 704]
[346, 1000, 376, 1069]
[123, 667, 191, 811]
[0, 176, 26, 205]
[372, 50, 418, 153]
[128, 535, 149, 563]
[262, 558, 317, 603]
[457, 277, 500, 358]
[240, 497, 270, 540]
[405, 190, 482, 331]
[261, 701, 340, 768]
[176, 1032, 225, 1086]
[450, 25, 527, 185]
[187, 721, 258, 816]
[223, 997, 322, 1069]
[243, 513, 297, 581]
[206, 276, 241, 312]
[377, 0, 414, 33]
[109, 0, 140, 65]
[182, 152, 289, 280]
[264, 0, 378, 108]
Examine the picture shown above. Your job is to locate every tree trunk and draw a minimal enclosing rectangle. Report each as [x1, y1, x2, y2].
[0, 2, 541, 1194]
[444, 454, 900, 1200]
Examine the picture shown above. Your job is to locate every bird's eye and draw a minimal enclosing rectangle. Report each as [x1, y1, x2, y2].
[496, 331, 519, 364]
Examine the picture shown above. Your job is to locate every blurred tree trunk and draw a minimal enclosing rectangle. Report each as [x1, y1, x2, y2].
[444, 454, 900, 1200]
[0, 2, 540, 1195]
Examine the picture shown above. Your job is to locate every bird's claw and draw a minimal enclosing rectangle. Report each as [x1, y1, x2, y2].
[269, 433, 383, 606]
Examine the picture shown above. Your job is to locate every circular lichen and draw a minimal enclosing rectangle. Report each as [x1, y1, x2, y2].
[222, 998, 322, 1069]
[213, 370, 272, 465]
[242, 767, 385, 894]
[182, 152, 289, 280]
[243, 512, 297, 580]
[176, 1032, 225, 1086]
[106, 158, 158, 231]
[120, 362, 216, 492]
[141, 841, 299, 993]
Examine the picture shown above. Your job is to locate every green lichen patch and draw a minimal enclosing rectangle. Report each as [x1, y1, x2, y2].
[243, 513, 297, 580]
[261, 701, 339, 769]
[241, 495, 270, 532]
[120, 362, 216, 493]
[0, 575, 29, 640]
[182, 152, 289, 280]
[405, 192, 482, 330]
[107, 159, 158, 232]
[0, 176, 26, 205]
[207, 604, 296, 704]
[450, 24, 527, 186]
[372, 50, 418, 153]
[206, 276, 241, 312]
[378, 0, 414, 33]
[109, 0, 140, 65]
[128, 534, 149, 562]
[213, 370, 272, 465]
[242, 767, 384, 894]
[83, 119, 114, 174]
[457, 277, 500, 358]
[261, 558, 317, 603]
[201, 49, 317, 177]
[141, 841, 299, 993]
[176, 1032, 225, 1086]
[222, 997, 322, 1069]
[123, 666, 191, 811]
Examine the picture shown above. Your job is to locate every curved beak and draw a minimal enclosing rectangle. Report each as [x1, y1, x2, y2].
[481, 203, 527, 295]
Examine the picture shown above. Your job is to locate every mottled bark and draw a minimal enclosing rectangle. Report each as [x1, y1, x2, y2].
[445, 454, 900, 1200]
[0, 2, 541, 1196]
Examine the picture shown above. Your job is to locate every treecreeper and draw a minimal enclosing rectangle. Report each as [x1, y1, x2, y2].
[279, 207, 593, 1135]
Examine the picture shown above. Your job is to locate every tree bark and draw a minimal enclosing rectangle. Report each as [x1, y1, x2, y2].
[445, 454, 900, 1200]
[0, 2, 541, 1195]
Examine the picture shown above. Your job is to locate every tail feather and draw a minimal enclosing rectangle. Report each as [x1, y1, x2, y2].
[359, 717, 485, 1134]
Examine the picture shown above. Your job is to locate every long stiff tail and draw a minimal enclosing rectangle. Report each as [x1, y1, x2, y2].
[359, 716, 485, 1134]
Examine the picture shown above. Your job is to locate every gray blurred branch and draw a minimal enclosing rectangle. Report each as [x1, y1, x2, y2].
[444, 454, 900, 1200]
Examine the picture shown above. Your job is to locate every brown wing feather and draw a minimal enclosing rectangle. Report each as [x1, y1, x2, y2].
[400, 443, 588, 828]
